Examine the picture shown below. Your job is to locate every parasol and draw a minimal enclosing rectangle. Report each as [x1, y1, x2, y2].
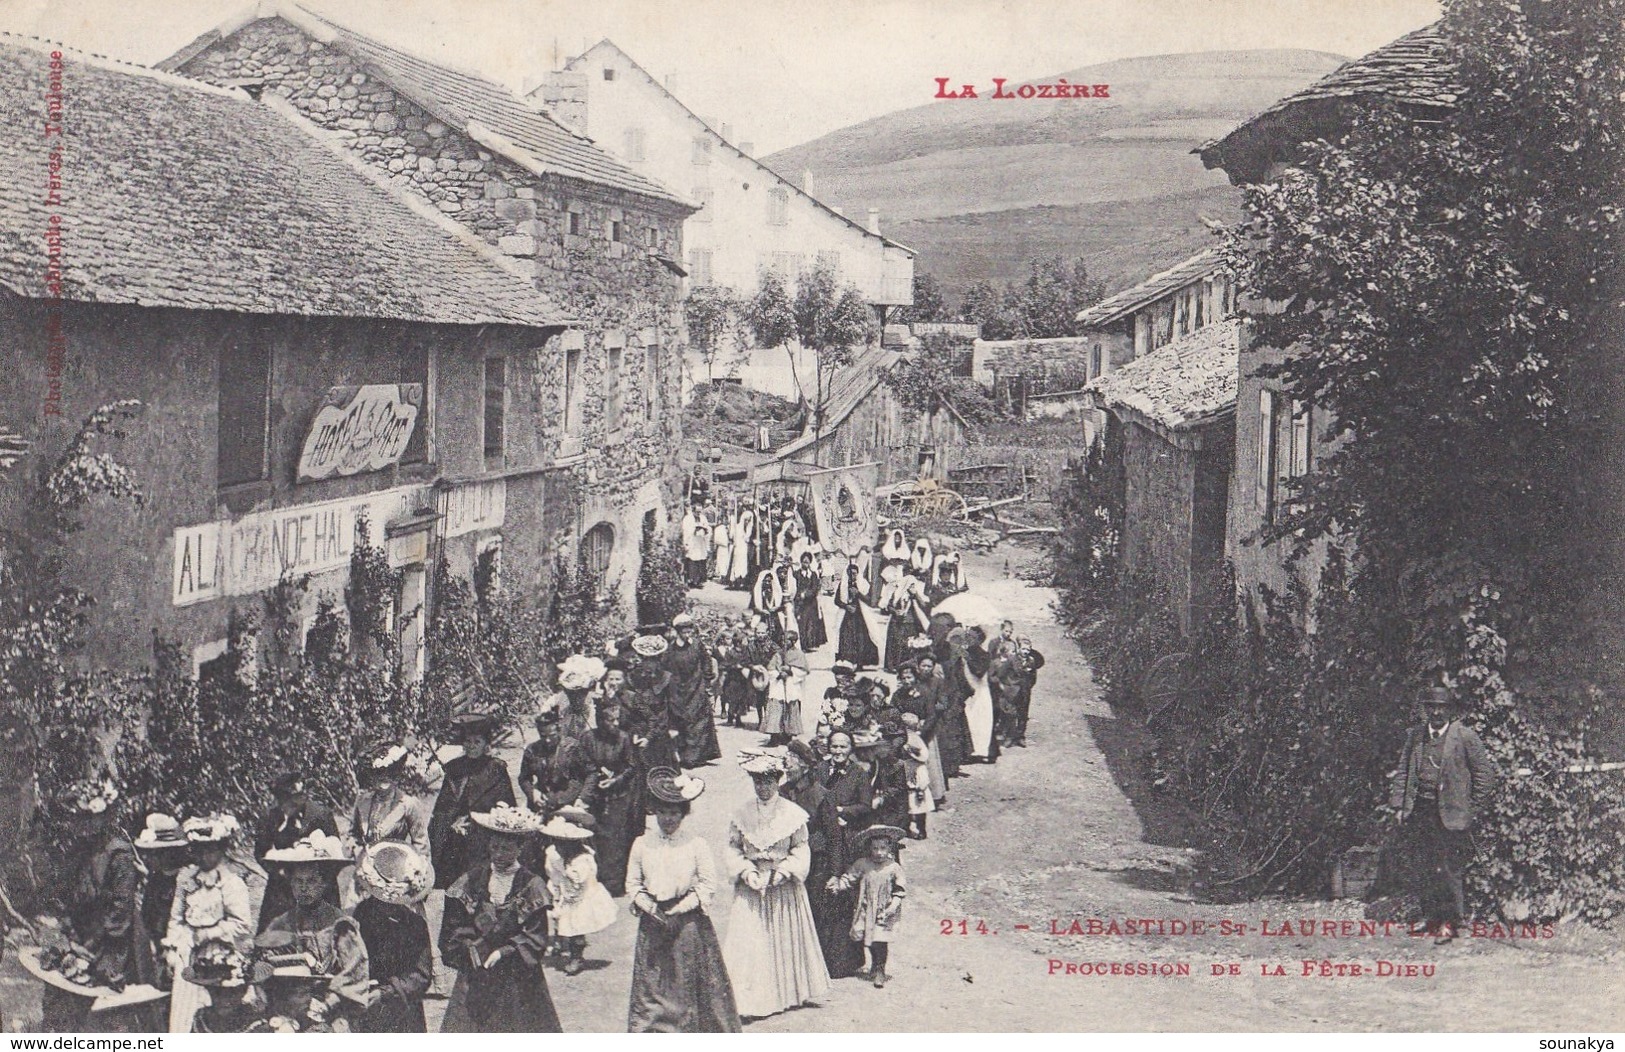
[931, 592, 1003, 630]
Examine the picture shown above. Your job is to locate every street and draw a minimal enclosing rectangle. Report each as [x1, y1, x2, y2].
[476, 545, 1625, 1032]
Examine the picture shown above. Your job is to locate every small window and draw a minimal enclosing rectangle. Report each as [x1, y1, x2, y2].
[646, 225, 659, 248]
[567, 210, 584, 237]
[602, 67, 616, 81]
[610, 219, 624, 243]
[218, 342, 271, 487]
[606, 347, 623, 431]
[816, 250, 841, 275]
[1090, 345, 1103, 379]
[483, 357, 506, 459]
[767, 187, 790, 226]
[623, 127, 645, 161]
[563, 346, 582, 433]
[689, 249, 713, 284]
[581, 521, 615, 592]
[644, 343, 661, 422]
[691, 136, 711, 166]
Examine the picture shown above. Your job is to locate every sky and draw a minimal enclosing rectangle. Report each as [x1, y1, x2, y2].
[0, 0, 1441, 155]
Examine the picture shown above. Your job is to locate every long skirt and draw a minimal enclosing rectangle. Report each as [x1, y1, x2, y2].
[592, 788, 641, 897]
[924, 733, 948, 803]
[441, 959, 561, 1033]
[808, 881, 865, 979]
[835, 611, 879, 669]
[882, 616, 913, 673]
[761, 695, 803, 737]
[712, 541, 732, 581]
[628, 908, 741, 1032]
[670, 682, 722, 767]
[721, 880, 831, 1017]
[793, 595, 828, 651]
[168, 972, 211, 1033]
[965, 673, 996, 759]
[938, 701, 968, 778]
[720, 671, 757, 724]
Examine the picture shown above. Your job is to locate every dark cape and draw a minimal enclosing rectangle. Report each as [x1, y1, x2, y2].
[663, 640, 721, 768]
[354, 897, 432, 1033]
[439, 864, 561, 1033]
[429, 754, 516, 890]
[792, 567, 828, 651]
[834, 586, 880, 669]
[815, 760, 873, 979]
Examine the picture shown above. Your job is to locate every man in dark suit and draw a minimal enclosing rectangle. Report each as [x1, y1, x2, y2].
[254, 771, 339, 930]
[1388, 686, 1498, 943]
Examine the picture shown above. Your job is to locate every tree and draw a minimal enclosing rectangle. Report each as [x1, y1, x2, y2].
[745, 262, 878, 439]
[956, 257, 1105, 340]
[900, 273, 948, 323]
[743, 267, 800, 400]
[684, 284, 743, 387]
[879, 332, 1005, 427]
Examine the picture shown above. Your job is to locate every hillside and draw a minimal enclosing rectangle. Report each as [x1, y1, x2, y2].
[764, 49, 1345, 295]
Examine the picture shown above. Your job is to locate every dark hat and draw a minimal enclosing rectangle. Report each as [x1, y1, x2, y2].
[785, 738, 820, 769]
[271, 771, 306, 796]
[604, 656, 632, 673]
[1419, 686, 1454, 707]
[646, 766, 705, 803]
[449, 711, 496, 741]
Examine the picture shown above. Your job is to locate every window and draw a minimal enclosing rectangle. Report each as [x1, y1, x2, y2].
[646, 225, 659, 249]
[581, 521, 615, 592]
[602, 67, 616, 81]
[1090, 344, 1103, 379]
[567, 209, 584, 237]
[1256, 389, 1278, 517]
[692, 187, 714, 221]
[563, 345, 582, 434]
[401, 344, 430, 464]
[1195, 281, 1208, 329]
[1289, 400, 1312, 479]
[610, 218, 624, 243]
[623, 127, 645, 161]
[606, 347, 623, 431]
[767, 187, 790, 226]
[482, 357, 506, 459]
[476, 537, 502, 597]
[692, 136, 712, 166]
[218, 341, 271, 487]
[689, 249, 713, 284]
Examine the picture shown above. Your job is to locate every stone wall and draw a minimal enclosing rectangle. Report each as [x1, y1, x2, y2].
[176, 17, 692, 596]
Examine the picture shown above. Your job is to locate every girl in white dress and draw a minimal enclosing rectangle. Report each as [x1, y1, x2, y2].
[538, 812, 616, 976]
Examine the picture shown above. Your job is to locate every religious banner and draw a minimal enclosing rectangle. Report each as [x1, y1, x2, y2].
[297, 384, 422, 482]
[806, 462, 878, 557]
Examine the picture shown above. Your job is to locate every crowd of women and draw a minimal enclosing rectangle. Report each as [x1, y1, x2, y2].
[31, 514, 1043, 1034]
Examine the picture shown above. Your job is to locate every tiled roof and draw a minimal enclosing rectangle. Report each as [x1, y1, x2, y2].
[0, 36, 567, 328]
[1198, 24, 1458, 183]
[163, 4, 688, 208]
[1074, 249, 1226, 329]
[1086, 319, 1242, 432]
[560, 40, 913, 254]
[773, 344, 899, 460]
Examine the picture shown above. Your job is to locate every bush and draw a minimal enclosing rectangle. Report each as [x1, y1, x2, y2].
[636, 531, 690, 627]
[1048, 427, 1123, 632]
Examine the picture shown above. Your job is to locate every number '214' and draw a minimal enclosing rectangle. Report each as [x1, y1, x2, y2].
[940, 918, 992, 935]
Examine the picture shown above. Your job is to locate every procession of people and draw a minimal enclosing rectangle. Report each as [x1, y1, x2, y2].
[22, 501, 1046, 1034]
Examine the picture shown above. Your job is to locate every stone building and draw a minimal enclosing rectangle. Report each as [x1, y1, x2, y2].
[161, 3, 700, 604]
[532, 39, 915, 400]
[1197, 25, 1455, 608]
[0, 37, 573, 677]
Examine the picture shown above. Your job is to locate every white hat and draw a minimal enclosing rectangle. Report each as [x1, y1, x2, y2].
[469, 803, 547, 836]
[263, 830, 348, 866]
[134, 813, 189, 850]
[183, 813, 241, 845]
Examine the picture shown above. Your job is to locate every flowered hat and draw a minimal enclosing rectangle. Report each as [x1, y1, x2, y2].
[852, 823, 908, 849]
[58, 778, 118, 816]
[354, 841, 434, 906]
[738, 750, 789, 777]
[631, 634, 669, 658]
[671, 613, 697, 630]
[557, 653, 607, 692]
[184, 813, 241, 845]
[469, 802, 547, 836]
[184, 939, 252, 988]
[537, 816, 594, 840]
[134, 812, 189, 850]
[368, 743, 409, 772]
[646, 766, 705, 803]
[850, 727, 884, 749]
[907, 634, 932, 650]
[552, 804, 596, 828]
[263, 830, 349, 868]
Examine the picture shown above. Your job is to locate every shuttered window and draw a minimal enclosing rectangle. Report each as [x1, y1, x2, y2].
[218, 342, 270, 487]
[1256, 389, 1277, 516]
[483, 357, 505, 459]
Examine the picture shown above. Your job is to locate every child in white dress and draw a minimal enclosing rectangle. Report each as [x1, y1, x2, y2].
[827, 824, 907, 988]
[539, 813, 617, 975]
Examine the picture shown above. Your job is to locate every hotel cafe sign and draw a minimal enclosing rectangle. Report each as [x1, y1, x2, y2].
[297, 384, 421, 482]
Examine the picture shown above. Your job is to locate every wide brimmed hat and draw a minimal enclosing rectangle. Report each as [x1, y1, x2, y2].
[831, 661, 856, 676]
[671, 612, 696, 629]
[449, 711, 498, 742]
[738, 750, 788, 777]
[134, 812, 189, 850]
[647, 766, 706, 803]
[183, 813, 241, 845]
[263, 830, 349, 867]
[785, 738, 820, 769]
[552, 804, 596, 828]
[469, 803, 547, 836]
[354, 841, 435, 906]
[850, 727, 884, 749]
[1419, 686, 1455, 707]
[903, 737, 930, 764]
[538, 816, 594, 840]
[557, 653, 607, 692]
[184, 939, 252, 988]
[58, 778, 119, 816]
[368, 743, 409, 771]
[631, 634, 669, 658]
[852, 823, 908, 848]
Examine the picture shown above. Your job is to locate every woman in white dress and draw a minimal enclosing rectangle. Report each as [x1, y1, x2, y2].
[728, 509, 755, 586]
[165, 814, 252, 1033]
[959, 626, 998, 762]
[711, 511, 733, 582]
[720, 752, 830, 1019]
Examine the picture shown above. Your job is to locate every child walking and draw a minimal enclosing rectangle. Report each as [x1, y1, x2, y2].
[900, 714, 935, 840]
[540, 810, 617, 975]
[826, 824, 907, 987]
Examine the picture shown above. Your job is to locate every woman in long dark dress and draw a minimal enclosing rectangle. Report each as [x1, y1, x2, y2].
[430, 713, 517, 890]
[352, 841, 434, 1033]
[663, 615, 721, 767]
[781, 740, 851, 980]
[626, 768, 740, 1032]
[715, 630, 756, 728]
[558, 695, 641, 897]
[881, 573, 928, 674]
[814, 732, 870, 979]
[791, 552, 828, 652]
[439, 806, 561, 1033]
[833, 563, 880, 669]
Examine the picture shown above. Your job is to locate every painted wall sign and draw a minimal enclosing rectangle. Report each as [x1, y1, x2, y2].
[172, 485, 427, 606]
[297, 384, 422, 482]
[440, 478, 507, 538]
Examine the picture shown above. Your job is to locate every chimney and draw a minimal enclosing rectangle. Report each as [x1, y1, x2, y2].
[537, 71, 589, 135]
[801, 169, 815, 195]
[738, 141, 754, 156]
[722, 122, 733, 142]
[866, 208, 881, 235]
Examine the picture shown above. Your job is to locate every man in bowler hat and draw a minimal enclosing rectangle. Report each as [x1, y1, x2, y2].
[1388, 685, 1498, 943]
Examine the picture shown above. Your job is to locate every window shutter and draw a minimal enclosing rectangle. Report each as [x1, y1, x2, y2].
[483, 357, 506, 458]
[1256, 389, 1276, 515]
